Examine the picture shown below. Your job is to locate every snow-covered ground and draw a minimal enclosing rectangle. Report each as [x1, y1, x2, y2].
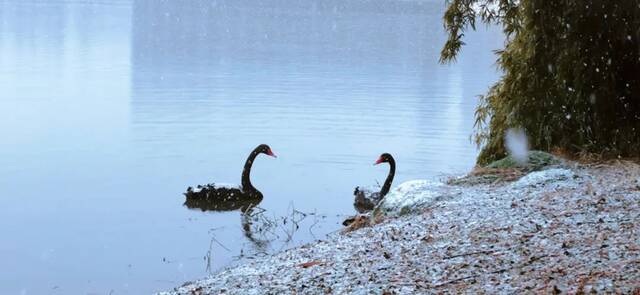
[160, 161, 640, 294]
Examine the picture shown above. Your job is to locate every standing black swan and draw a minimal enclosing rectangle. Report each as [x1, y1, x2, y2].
[353, 153, 395, 213]
[184, 144, 276, 212]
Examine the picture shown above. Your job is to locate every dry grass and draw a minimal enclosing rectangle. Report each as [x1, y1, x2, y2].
[341, 215, 372, 233]
[551, 147, 640, 165]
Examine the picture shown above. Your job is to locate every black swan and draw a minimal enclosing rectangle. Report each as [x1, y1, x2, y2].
[353, 153, 395, 213]
[184, 144, 276, 212]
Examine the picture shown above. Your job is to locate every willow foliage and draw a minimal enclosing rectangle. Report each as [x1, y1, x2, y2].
[441, 0, 640, 164]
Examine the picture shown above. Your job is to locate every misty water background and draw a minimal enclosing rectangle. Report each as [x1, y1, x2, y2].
[0, 0, 502, 293]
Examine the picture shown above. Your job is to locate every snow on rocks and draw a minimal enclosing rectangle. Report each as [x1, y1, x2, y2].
[511, 168, 575, 188]
[160, 161, 640, 294]
[376, 180, 455, 215]
[379, 167, 575, 216]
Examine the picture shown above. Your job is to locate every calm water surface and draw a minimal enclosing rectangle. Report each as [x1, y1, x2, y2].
[0, 0, 502, 293]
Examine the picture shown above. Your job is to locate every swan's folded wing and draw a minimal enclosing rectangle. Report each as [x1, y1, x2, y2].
[353, 187, 381, 213]
[188, 183, 239, 193]
[353, 186, 376, 197]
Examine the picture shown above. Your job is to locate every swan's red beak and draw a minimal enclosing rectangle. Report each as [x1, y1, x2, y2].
[266, 149, 277, 158]
[374, 156, 384, 165]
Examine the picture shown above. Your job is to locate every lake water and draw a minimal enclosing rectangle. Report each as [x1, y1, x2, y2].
[0, 0, 502, 293]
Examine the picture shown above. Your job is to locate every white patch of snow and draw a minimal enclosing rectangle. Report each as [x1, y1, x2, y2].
[213, 183, 240, 189]
[512, 168, 574, 188]
[379, 180, 446, 212]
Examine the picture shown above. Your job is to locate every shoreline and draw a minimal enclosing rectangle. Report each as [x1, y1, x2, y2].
[160, 160, 640, 294]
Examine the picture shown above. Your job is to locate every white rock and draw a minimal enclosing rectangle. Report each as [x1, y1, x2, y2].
[378, 180, 446, 213]
[512, 168, 574, 188]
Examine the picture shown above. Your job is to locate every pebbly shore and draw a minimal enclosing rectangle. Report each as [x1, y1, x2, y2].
[160, 159, 640, 294]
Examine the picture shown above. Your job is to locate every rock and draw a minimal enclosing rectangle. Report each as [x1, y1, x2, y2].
[511, 168, 575, 188]
[485, 150, 561, 171]
[377, 154, 568, 217]
[374, 180, 455, 216]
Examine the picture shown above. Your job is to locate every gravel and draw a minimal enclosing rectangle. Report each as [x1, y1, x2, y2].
[160, 161, 640, 294]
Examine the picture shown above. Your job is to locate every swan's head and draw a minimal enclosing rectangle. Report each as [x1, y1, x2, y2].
[257, 144, 277, 158]
[374, 153, 393, 165]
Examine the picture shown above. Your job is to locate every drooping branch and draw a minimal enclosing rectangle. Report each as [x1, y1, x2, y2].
[440, 0, 520, 63]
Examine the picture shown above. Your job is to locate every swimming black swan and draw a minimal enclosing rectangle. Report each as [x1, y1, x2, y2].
[184, 144, 276, 212]
[353, 153, 395, 213]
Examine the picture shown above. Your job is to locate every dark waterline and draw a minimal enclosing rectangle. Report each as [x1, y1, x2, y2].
[0, 0, 502, 293]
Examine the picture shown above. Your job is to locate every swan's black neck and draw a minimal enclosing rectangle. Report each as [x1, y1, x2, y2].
[379, 157, 396, 196]
[241, 148, 261, 192]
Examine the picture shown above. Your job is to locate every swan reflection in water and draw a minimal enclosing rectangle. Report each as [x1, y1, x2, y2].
[183, 194, 322, 257]
[183, 144, 324, 259]
[184, 191, 263, 213]
[184, 193, 270, 250]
